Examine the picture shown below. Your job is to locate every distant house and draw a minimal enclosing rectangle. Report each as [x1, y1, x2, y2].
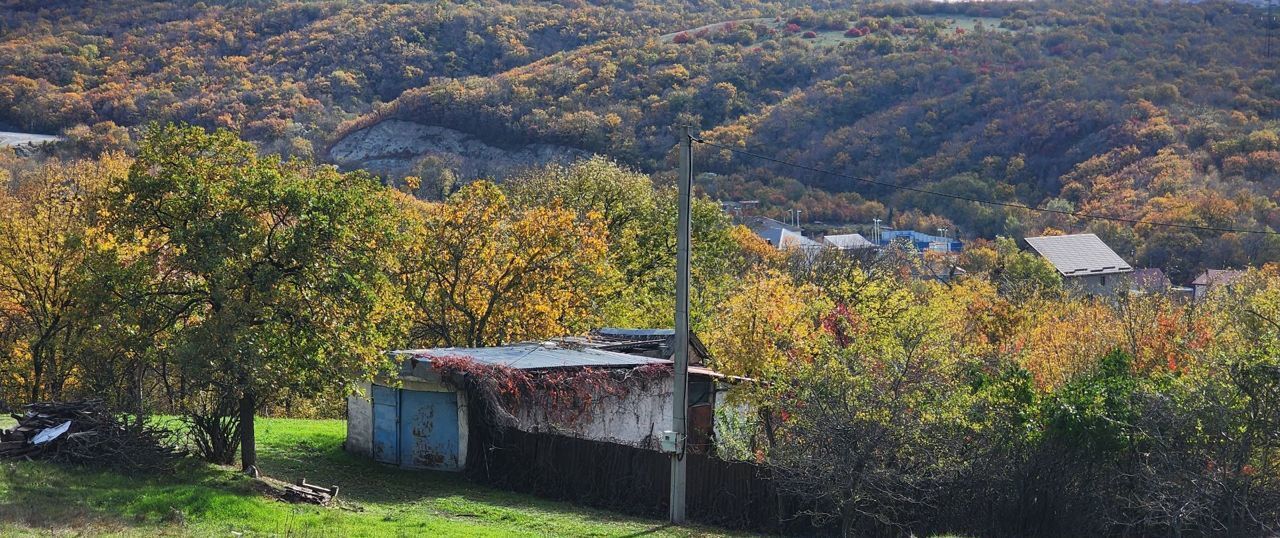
[747, 216, 822, 251]
[1024, 234, 1133, 296]
[1192, 269, 1245, 301]
[345, 331, 737, 471]
[1127, 268, 1172, 294]
[822, 233, 876, 250]
[880, 230, 963, 252]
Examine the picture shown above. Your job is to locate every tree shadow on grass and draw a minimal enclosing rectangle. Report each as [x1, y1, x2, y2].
[253, 436, 476, 506]
[0, 461, 209, 534]
[618, 524, 674, 537]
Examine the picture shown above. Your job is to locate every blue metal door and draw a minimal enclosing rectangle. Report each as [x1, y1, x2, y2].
[398, 390, 459, 470]
[370, 384, 399, 465]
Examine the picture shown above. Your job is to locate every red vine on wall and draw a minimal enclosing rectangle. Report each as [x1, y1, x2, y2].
[427, 355, 672, 426]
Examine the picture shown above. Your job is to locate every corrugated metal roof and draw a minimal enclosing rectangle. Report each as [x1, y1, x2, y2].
[393, 343, 668, 371]
[1024, 234, 1133, 276]
[823, 233, 875, 249]
[594, 328, 673, 338]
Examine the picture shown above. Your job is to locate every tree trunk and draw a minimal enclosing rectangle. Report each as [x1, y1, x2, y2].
[240, 389, 257, 473]
[30, 345, 43, 403]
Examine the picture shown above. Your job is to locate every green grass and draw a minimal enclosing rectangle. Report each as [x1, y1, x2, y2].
[0, 417, 753, 537]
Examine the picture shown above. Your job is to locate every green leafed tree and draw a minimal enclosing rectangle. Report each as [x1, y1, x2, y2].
[109, 123, 407, 471]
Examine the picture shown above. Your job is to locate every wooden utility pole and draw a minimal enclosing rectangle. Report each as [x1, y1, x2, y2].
[670, 126, 692, 524]
[1270, 0, 1276, 61]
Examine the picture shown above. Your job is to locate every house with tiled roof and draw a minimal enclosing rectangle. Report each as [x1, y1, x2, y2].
[1191, 269, 1245, 301]
[1024, 233, 1133, 296]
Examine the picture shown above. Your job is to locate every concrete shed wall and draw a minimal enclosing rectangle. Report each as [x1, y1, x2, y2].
[512, 377, 675, 450]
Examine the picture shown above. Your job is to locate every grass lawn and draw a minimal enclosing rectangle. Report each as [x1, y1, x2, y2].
[0, 417, 754, 537]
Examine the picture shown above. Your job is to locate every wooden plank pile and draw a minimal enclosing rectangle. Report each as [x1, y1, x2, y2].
[0, 399, 183, 472]
[282, 478, 340, 506]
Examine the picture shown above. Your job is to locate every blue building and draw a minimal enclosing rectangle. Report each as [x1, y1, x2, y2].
[880, 230, 963, 252]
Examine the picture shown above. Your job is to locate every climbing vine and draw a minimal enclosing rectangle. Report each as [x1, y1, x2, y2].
[427, 355, 672, 426]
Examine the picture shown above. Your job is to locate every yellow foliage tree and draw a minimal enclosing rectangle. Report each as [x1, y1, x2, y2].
[1015, 297, 1124, 390]
[0, 154, 130, 403]
[704, 270, 828, 378]
[400, 181, 611, 347]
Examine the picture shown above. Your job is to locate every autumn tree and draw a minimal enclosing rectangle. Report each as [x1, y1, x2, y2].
[704, 269, 827, 378]
[399, 181, 610, 347]
[962, 237, 1063, 299]
[503, 157, 746, 330]
[761, 269, 974, 534]
[0, 154, 129, 403]
[109, 124, 405, 471]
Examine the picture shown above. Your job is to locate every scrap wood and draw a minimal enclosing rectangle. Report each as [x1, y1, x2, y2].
[0, 399, 184, 472]
[281, 477, 340, 506]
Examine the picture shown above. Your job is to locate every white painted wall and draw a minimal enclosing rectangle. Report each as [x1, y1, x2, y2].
[512, 377, 676, 450]
[345, 382, 373, 457]
[346, 360, 752, 458]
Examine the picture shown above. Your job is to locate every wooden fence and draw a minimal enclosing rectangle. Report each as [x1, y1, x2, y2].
[465, 426, 826, 534]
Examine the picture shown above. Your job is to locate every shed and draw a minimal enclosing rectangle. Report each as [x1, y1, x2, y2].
[1127, 268, 1172, 294]
[346, 339, 736, 471]
[1025, 233, 1133, 295]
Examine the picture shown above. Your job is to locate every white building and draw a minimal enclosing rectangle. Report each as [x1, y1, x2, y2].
[1025, 233, 1133, 296]
[821, 233, 876, 250]
[346, 336, 738, 471]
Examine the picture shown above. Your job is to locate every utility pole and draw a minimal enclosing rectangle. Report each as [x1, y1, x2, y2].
[873, 218, 882, 246]
[1270, 0, 1276, 61]
[670, 126, 692, 525]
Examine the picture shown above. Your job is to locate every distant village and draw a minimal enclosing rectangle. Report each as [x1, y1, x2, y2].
[739, 211, 1244, 301]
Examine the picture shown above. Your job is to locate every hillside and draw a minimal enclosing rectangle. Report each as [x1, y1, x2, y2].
[3, 0, 1280, 278]
[352, 0, 1280, 280]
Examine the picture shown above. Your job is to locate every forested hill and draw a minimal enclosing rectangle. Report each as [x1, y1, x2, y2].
[356, 0, 1280, 280]
[2, 0, 1280, 278]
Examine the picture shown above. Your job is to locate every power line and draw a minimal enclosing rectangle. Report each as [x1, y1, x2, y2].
[691, 136, 1280, 236]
